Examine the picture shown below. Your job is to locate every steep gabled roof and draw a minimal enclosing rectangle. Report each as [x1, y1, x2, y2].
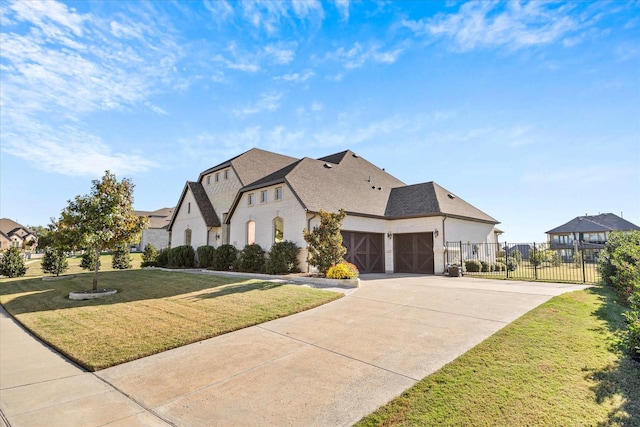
[546, 213, 640, 234]
[385, 182, 498, 223]
[0, 218, 34, 236]
[167, 182, 220, 230]
[198, 148, 298, 186]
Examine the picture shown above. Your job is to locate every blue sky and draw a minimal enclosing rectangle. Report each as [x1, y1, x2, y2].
[1, 0, 638, 242]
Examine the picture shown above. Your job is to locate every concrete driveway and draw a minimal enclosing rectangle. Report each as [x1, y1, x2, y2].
[1, 275, 590, 426]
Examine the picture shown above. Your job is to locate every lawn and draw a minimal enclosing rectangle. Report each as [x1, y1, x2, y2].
[356, 285, 640, 426]
[0, 264, 342, 371]
[465, 261, 600, 284]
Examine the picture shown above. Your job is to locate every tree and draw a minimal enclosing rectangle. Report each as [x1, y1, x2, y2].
[111, 243, 132, 269]
[41, 247, 68, 276]
[52, 171, 147, 291]
[0, 247, 27, 278]
[303, 209, 347, 275]
[141, 243, 158, 267]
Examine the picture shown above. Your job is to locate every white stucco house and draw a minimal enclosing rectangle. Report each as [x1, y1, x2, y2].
[167, 148, 500, 274]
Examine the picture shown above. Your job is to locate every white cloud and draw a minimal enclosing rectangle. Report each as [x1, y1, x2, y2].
[264, 42, 297, 64]
[1, 115, 157, 177]
[234, 91, 283, 115]
[0, 0, 183, 176]
[333, 0, 350, 21]
[203, 0, 234, 23]
[403, 1, 587, 51]
[278, 70, 315, 83]
[327, 42, 405, 69]
[239, 0, 325, 34]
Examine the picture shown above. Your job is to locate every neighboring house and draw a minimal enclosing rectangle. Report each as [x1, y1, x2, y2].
[546, 213, 640, 262]
[167, 148, 500, 274]
[0, 218, 38, 251]
[134, 208, 175, 251]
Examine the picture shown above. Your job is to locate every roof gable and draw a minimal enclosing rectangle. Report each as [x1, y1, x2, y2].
[167, 183, 220, 230]
[385, 182, 498, 223]
[546, 213, 640, 234]
[199, 148, 298, 186]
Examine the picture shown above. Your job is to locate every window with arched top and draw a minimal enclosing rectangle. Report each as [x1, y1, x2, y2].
[185, 228, 192, 246]
[273, 217, 284, 243]
[246, 221, 256, 245]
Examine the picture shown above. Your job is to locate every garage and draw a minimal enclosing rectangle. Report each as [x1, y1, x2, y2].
[341, 231, 385, 274]
[394, 232, 434, 274]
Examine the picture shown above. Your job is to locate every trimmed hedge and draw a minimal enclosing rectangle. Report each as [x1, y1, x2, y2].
[236, 244, 266, 273]
[196, 245, 215, 268]
[213, 244, 238, 271]
[266, 241, 300, 275]
[167, 245, 195, 268]
[464, 260, 482, 273]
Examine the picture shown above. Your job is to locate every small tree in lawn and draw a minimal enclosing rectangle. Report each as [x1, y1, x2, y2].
[53, 171, 147, 291]
[41, 247, 68, 277]
[303, 209, 347, 276]
[0, 247, 27, 278]
[112, 243, 132, 269]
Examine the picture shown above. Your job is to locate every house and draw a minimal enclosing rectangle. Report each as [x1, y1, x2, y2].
[134, 207, 175, 251]
[0, 218, 38, 251]
[167, 148, 500, 274]
[546, 213, 640, 262]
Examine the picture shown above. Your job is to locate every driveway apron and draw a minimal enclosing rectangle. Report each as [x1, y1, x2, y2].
[2, 275, 590, 427]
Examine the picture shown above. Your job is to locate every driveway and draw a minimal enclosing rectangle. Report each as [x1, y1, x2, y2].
[1, 275, 590, 426]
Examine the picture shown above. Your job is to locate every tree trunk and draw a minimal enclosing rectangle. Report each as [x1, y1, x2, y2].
[92, 247, 100, 291]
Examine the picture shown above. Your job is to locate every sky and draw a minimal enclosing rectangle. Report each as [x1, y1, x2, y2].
[1, 0, 639, 243]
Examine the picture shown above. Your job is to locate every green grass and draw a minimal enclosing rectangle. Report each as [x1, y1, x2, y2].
[356, 285, 640, 426]
[466, 261, 600, 284]
[0, 267, 342, 371]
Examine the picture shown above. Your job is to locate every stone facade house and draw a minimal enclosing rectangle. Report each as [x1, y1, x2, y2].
[134, 208, 175, 251]
[0, 218, 37, 251]
[168, 148, 500, 274]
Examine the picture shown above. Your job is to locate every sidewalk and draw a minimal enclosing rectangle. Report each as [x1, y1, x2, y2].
[0, 306, 171, 427]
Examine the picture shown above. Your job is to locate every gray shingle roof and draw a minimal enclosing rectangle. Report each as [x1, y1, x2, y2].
[188, 182, 221, 227]
[134, 208, 175, 229]
[546, 213, 640, 234]
[385, 182, 498, 223]
[199, 148, 298, 186]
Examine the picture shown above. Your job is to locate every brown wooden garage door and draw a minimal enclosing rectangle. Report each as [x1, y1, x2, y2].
[394, 232, 434, 274]
[341, 231, 385, 274]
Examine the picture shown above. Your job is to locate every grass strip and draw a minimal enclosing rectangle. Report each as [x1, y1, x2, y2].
[356, 286, 640, 426]
[0, 269, 342, 371]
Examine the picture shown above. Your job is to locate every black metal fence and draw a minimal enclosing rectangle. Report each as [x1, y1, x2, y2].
[445, 241, 604, 284]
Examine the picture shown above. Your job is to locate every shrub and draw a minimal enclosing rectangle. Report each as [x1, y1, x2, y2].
[237, 244, 266, 273]
[141, 243, 158, 267]
[213, 244, 238, 271]
[41, 247, 68, 276]
[573, 250, 583, 269]
[549, 251, 563, 267]
[326, 262, 359, 279]
[624, 292, 640, 359]
[80, 250, 100, 271]
[266, 241, 300, 275]
[168, 245, 195, 268]
[156, 248, 169, 267]
[506, 256, 518, 272]
[464, 260, 482, 273]
[494, 261, 506, 272]
[480, 260, 493, 272]
[509, 248, 523, 264]
[196, 245, 215, 268]
[111, 244, 132, 269]
[0, 247, 27, 278]
[303, 209, 347, 275]
[598, 230, 640, 304]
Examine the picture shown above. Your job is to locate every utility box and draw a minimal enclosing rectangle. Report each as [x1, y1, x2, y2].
[448, 266, 461, 277]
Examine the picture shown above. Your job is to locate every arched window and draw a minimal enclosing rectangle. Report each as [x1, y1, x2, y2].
[246, 221, 256, 245]
[185, 228, 192, 246]
[273, 217, 284, 243]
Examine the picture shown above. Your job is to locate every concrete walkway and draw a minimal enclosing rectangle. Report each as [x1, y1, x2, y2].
[1, 275, 590, 427]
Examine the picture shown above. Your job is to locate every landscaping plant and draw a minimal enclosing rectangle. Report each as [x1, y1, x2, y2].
[141, 243, 158, 267]
[41, 247, 68, 276]
[236, 244, 266, 273]
[212, 244, 238, 271]
[111, 243, 132, 269]
[266, 240, 300, 274]
[0, 247, 27, 278]
[598, 230, 640, 304]
[326, 262, 359, 279]
[303, 209, 347, 275]
[196, 245, 215, 268]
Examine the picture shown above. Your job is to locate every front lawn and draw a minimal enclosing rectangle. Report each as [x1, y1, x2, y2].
[356, 285, 640, 426]
[0, 269, 342, 371]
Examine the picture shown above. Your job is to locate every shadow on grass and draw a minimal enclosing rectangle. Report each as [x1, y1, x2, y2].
[588, 285, 640, 426]
[0, 269, 283, 316]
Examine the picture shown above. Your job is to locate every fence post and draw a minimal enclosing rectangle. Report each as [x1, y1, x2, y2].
[505, 241, 509, 279]
[460, 241, 464, 275]
[581, 244, 587, 284]
[533, 242, 538, 280]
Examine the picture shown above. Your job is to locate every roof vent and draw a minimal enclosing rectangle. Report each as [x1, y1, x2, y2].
[323, 163, 333, 169]
[447, 193, 455, 199]
[352, 153, 359, 158]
